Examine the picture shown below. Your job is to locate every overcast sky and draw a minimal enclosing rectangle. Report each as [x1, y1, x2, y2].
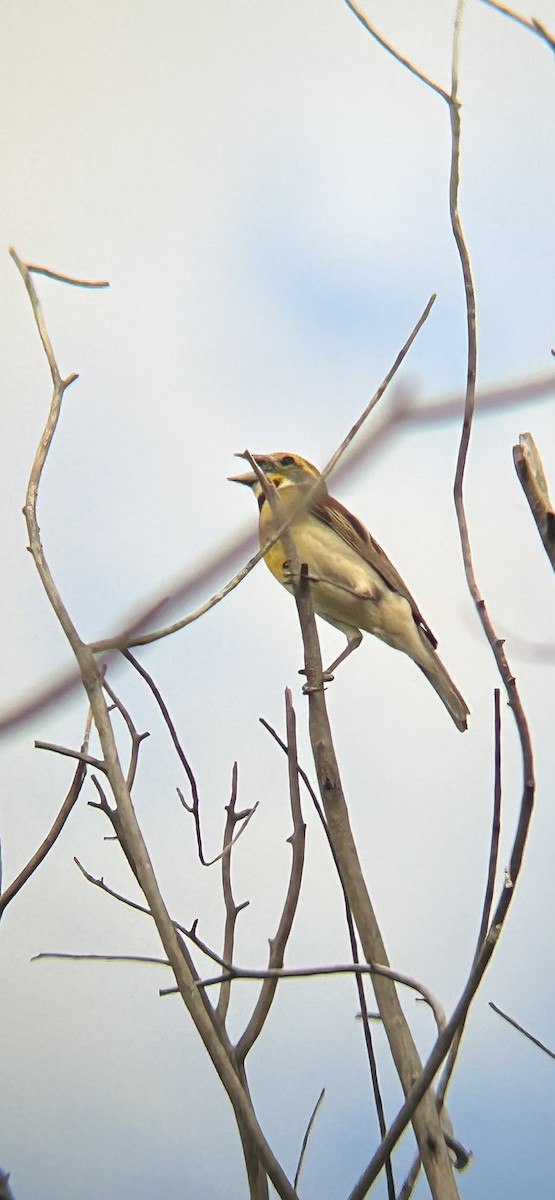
[1, 2, 554, 1198]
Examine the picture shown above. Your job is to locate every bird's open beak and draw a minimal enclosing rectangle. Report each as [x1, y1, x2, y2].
[228, 470, 257, 486]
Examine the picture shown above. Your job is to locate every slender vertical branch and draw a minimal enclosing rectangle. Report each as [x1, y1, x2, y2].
[259, 715, 396, 1200]
[235, 690, 306, 1065]
[217, 764, 248, 1026]
[293, 569, 459, 1198]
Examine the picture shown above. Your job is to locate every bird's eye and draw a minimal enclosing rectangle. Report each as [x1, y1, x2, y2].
[280, 455, 295, 467]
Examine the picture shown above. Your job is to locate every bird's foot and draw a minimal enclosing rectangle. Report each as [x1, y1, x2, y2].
[299, 668, 335, 694]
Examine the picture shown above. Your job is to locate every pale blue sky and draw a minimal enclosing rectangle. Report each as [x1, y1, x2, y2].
[1, 2, 554, 1198]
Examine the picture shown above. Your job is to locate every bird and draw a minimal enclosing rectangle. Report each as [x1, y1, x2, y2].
[229, 451, 469, 731]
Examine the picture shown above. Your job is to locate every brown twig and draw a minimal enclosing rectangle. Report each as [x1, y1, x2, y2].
[235, 690, 306, 1065]
[102, 677, 150, 790]
[0, 709, 92, 915]
[216, 764, 249, 1025]
[321, 294, 436, 480]
[260, 715, 396, 1199]
[198, 961, 447, 1025]
[34, 740, 106, 771]
[489, 1002, 555, 1059]
[122, 651, 257, 867]
[479, 0, 555, 49]
[430, 688, 503, 1155]
[32, 951, 169, 967]
[478, 689, 503, 946]
[342, 2, 454, 102]
[294, 1088, 325, 1191]
[25, 261, 110, 288]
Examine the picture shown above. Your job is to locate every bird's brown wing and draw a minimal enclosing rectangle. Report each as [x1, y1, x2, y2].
[311, 494, 438, 648]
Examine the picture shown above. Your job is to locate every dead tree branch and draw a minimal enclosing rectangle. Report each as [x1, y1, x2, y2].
[0, 708, 92, 915]
[513, 433, 555, 572]
[489, 1003, 555, 1060]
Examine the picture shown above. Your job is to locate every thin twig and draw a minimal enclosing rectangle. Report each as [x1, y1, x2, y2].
[199, 961, 447, 1027]
[123, 649, 207, 852]
[479, 0, 555, 48]
[478, 689, 503, 946]
[431, 688, 503, 1148]
[0, 709, 92, 915]
[34, 740, 106, 771]
[102, 677, 150, 790]
[489, 1002, 555, 1059]
[32, 951, 169, 966]
[25, 261, 110, 288]
[342, 2, 454, 102]
[235, 690, 307, 1065]
[74, 856, 244, 973]
[9, 248, 80, 393]
[294, 1088, 325, 1191]
[216, 764, 248, 1024]
[321, 294, 437, 480]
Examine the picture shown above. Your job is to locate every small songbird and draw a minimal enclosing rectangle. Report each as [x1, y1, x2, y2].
[230, 451, 469, 731]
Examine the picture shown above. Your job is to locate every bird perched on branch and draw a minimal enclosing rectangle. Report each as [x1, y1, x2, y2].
[230, 451, 469, 731]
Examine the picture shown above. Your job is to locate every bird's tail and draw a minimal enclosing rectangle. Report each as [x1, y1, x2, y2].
[417, 642, 469, 732]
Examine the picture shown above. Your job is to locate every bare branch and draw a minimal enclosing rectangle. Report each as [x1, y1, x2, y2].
[9, 247, 79, 392]
[294, 1088, 325, 1192]
[102, 676, 150, 790]
[480, 0, 555, 49]
[429, 689, 503, 1170]
[235, 691, 306, 1064]
[260, 713, 396, 1198]
[198, 961, 447, 1023]
[321, 294, 436, 480]
[489, 1002, 555, 1059]
[34, 740, 106, 771]
[478, 689, 503, 947]
[32, 951, 169, 967]
[342, 2, 454, 102]
[25, 260, 109, 288]
[513, 433, 555, 571]
[0, 709, 92, 915]
[217, 764, 248, 1024]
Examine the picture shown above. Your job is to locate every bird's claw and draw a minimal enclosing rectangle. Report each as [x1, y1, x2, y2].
[300, 668, 335, 694]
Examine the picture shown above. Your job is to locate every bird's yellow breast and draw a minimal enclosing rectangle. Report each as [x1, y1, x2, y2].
[262, 537, 290, 585]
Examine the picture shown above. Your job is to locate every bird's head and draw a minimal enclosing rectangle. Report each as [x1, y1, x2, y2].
[229, 452, 324, 502]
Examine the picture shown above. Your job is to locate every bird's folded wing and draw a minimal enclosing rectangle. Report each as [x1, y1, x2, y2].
[311, 494, 438, 649]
